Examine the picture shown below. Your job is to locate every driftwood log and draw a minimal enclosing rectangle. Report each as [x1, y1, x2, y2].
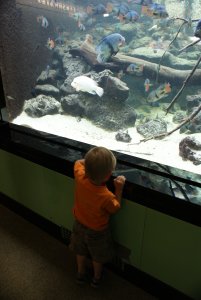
[69, 43, 201, 85]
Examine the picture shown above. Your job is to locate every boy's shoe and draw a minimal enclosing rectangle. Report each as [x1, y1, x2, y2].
[76, 273, 86, 285]
[91, 277, 101, 288]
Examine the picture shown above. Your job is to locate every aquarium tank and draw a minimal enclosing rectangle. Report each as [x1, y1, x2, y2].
[0, 0, 201, 197]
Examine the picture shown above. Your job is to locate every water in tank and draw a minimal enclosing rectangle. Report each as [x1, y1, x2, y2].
[0, 0, 201, 177]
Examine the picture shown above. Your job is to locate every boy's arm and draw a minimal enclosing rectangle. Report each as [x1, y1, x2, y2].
[114, 175, 126, 202]
[102, 176, 126, 214]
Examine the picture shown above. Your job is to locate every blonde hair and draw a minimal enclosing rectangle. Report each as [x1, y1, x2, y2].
[85, 146, 116, 183]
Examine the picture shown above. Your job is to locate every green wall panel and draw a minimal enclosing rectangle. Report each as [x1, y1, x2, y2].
[111, 200, 146, 268]
[0, 149, 74, 229]
[141, 208, 201, 300]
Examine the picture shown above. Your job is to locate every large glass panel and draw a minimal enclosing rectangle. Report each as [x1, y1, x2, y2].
[0, 0, 201, 180]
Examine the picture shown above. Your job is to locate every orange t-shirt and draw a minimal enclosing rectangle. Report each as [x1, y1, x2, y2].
[73, 160, 120, 231]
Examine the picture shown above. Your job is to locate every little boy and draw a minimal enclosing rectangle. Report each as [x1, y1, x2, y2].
[70, 146, 126, 288]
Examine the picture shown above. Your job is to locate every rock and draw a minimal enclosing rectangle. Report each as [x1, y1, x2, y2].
[61, 94, 85, 116]
[136, 119, 167, 138]
[61, 87, 137, 131]
[179, 50, 200, 61]
[172, 111, 186, 124]
[60, 55, 90, 95]
[119, 23, 141, 41]
[36, 70, 58, 85]
[86, 69, 113, 83]
[130, 47, 197, 68]
[60, 75, 77, 94]
[62, 54, 89, 76]
[103, 76, 129, 102]
[186, 94, 201, 112]
[179, 136, 201, 165]
[167, 53, 197, 69]
[130, 47, 166, 64]
[128, 36, 151, 50]
[85, 100, 137, 131]
[35, 84, 60, 98]
[115, 130, 132, 143]
[180, 107, 201, 134]
[86, 69, 129, 103]
[23, 95, 61, 117]
[52, 59, 61, 69]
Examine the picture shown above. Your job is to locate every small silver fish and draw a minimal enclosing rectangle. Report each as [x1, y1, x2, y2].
[41, 16, 49, 28]
[78, 22, 86, 31]
[45, 65, 50, 78]
[126, 63, 144, 76]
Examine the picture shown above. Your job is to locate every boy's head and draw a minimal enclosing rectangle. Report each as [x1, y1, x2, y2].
[85, 146, 116, 183]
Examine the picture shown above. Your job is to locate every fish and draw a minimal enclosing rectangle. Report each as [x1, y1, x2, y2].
[71, 75, 104, 97]
[149, 38, 166, 53]
[37, 16, 49, 28]
[123, 10, 139, 22]
[106, 2, 114, 13]
[78, 21, 86, 31]
[115, 3, 130, 21]
[85, 17, 96, 26]
[194, 19, 201, 38]
[91, 4, 107, 15]
[55, 34, 64, 45]
[147, 83, 171, 103]
[148, 24, 158, 31]
[45, 65, 50, 78]
[73, 12, 88, 22]
[87, 3, 113, 16]
[133, 0, 153, 4]
[144, 78, 152, 92]
[86, 5, 94, 14]
[96, 33, 125, 63]
[117, 70, 124, 79]
[126, 63, 144, 76]
[142, 3, 168, 19]
[47, 38, 55, 50]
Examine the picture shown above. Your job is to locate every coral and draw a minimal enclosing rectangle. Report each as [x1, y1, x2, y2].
[115, 130, 132, 143]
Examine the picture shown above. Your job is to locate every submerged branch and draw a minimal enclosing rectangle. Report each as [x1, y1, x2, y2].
[69, 43, 201, 85]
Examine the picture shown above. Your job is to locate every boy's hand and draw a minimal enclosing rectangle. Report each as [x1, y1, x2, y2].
[114, 175, 126, 188]
[114, 176, 126, 201]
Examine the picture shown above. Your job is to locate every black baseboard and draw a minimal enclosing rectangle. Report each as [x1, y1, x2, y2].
[0, 192, 192, 300]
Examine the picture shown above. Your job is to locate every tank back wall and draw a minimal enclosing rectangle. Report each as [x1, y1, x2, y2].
[0, 0, 75, 119]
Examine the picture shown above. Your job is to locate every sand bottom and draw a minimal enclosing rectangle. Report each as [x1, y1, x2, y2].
[12, 111, 201, 176]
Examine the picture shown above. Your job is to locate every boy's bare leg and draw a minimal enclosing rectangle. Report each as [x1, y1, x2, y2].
[92, 260, 103, 280]
[76, 255, 87, 274]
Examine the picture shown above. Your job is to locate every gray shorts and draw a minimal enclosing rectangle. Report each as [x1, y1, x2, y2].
[70, 220, 114, 263]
